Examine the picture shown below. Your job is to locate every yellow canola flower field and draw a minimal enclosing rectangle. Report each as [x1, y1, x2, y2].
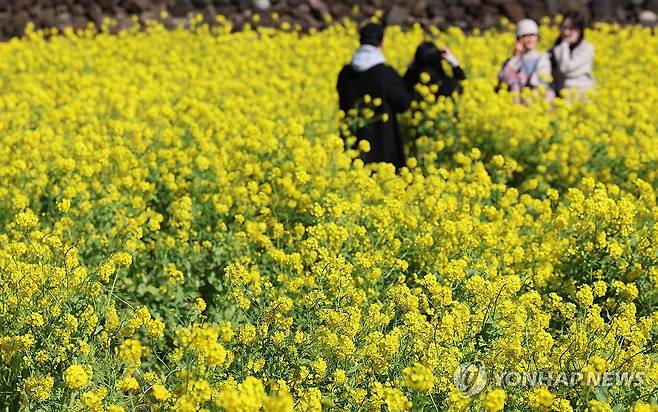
[1, 17, 658, 411]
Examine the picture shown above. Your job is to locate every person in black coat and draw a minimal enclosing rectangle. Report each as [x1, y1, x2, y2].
[336, 23, 412, 169]
[403, 42, 466, 158]
[403, 41, 466, 100]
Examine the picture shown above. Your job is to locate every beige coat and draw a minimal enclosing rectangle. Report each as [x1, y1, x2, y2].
[553, 40, 595, 93]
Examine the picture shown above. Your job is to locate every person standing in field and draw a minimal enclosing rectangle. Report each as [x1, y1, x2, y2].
[404, 41, 466, 100]
[497, 19, 553, 101]
[549, 10, 595, 97]
[337, 23, 412, 169]
[402, 41, 466, 159]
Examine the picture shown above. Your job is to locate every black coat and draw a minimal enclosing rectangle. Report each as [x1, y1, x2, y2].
[403, 63, 466, 101]
[337, 63, 412, 169]
[402, 63, 465, 157]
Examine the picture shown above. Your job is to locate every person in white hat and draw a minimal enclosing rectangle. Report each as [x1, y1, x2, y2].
[497, 18, 553, 101]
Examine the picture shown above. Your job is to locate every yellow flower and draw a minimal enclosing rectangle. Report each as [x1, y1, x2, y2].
[358, 139, 371, 153]
[118, 339, 145, 366]
[29, 313, 44, 328]
[165, 263, 185, 284]
[332, 369, 348, 386]
[576, 285, 594, 307]
[15, 210, 38, 228]
[193, 297, 207, 312]
[311, 357, 327, 378]
[23, 374, 54, 401]
[152, 383, 171, 401]
[484, 389, 506, 412]
[588, 400, 613, 412]
[240, 324, 257, 344]
[402, 363, 436, 392]
[147, 318, 166, 338]
[529, 387, 555, 408]
[80, 388, 107, 410]
[63, 364, 91, 389]
[116, 376, 139, 392]
[57, 198, 71, 212]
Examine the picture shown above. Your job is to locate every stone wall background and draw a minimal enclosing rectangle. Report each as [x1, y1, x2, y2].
[0, 0, 657, 39]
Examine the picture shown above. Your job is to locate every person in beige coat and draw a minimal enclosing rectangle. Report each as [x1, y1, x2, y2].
[550, 10, 595, 96]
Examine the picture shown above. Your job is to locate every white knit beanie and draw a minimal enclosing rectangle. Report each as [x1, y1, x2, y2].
[516, 19, 539, 37]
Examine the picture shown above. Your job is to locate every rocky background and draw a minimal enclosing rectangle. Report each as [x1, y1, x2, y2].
[0, 0, 657, 39]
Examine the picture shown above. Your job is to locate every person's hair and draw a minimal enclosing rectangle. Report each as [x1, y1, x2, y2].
[410, 42, 445, 79]
[359, 23, 384, 46]
[559, 10, 587, 47]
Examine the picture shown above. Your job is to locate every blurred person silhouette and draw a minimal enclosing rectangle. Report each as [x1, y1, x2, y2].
[549, 10, 595, 97]
[337, 23, 412, 170]
[404, 41, 466, 100]
[403, 41, 466, 159]
[497, 19, 553, 102]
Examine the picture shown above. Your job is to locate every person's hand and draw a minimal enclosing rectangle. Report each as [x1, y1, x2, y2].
[560, 27, 580, 45]
[441, 48, 459, 66]
[441, 47, 455, 61]
[514, 39, 525, 56]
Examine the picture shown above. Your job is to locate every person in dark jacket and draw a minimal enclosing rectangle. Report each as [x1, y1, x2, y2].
[336, 23, 412, 169]
[404, 41, 466, 100]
